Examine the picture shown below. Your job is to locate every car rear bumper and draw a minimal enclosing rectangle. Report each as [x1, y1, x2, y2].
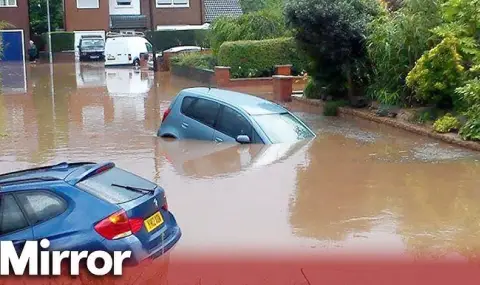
[101, 215, 182, 266]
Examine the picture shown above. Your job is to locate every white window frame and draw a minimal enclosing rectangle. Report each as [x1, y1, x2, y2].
[115, 0, 133, 8]
[0, 0, 17, 8]
[156, 0, 189, 8]
[76, 0, 100, 9]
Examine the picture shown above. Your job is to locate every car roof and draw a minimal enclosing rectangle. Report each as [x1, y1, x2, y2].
[180, 87, 287, 116]
[0, 162, 96, 187]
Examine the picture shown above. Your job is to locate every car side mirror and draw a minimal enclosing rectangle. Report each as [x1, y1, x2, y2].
[236, 135, 251, 144]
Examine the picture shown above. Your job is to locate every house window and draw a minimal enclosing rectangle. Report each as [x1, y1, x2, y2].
[77, 0, 99, 9]
[156, 0, 189, 8]
[116, 0, 132, 6]
[0, 0, 17, 7]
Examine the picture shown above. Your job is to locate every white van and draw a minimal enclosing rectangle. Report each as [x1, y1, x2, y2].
[104, 35, 153, 67]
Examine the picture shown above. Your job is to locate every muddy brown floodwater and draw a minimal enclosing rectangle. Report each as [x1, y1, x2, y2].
[1, 63, 480, 261]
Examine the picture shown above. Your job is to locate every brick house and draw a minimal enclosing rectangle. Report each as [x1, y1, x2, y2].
[64, 0, 243, 33]
[0, 0, 30, 59]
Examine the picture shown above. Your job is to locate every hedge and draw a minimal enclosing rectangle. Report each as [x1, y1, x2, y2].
[42, 32, 74, 52]
[217, 37, 308, 78]
[145, 29, 209, 52]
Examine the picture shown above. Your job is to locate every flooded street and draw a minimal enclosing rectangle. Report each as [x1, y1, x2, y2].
[1, 63, 480, 260]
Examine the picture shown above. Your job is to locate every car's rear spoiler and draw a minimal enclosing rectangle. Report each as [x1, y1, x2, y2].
[65, 162, 115, 185]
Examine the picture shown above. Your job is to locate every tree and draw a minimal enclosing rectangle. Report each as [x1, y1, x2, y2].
[285, 0, 381, 99]
[29, 0, 64, 35]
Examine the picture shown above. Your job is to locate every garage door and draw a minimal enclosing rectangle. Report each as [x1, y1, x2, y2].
[0, 30, 27, 93]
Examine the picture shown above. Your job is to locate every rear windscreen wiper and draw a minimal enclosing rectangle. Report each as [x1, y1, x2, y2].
[111, 183, 155, 195]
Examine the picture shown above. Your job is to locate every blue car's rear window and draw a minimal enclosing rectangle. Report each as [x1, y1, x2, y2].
[76, 167, 157, 204]
[253, 113, 315, 144]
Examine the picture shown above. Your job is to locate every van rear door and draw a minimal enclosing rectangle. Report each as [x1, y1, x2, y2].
[105, 38, 129, 65]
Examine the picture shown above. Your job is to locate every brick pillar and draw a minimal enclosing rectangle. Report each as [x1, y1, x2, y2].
[215, 66, 231, 87]
[275, 64, 292, 76]
[160, 51, 174, 71]
[273, 75, 294, 102]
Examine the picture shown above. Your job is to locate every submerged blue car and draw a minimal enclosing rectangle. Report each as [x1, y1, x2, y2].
[157, 88, 316, 144]
[0, 162, 181, 265]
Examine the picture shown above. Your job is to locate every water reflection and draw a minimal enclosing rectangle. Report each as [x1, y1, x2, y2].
[158, 139, 313, 178]
[0, 62, 27, 94]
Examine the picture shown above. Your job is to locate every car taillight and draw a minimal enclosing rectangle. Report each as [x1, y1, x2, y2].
[162, 108, 171, 122]
[162, 193, 168, 211]
[128, 54, 132, 61]
[94, 210, 143, 240]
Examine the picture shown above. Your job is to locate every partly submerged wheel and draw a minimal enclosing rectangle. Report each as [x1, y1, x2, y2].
[133, 59, 140, 67]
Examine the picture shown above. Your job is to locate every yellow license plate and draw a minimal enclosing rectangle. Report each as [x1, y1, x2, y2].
[144, 212, 164, 232]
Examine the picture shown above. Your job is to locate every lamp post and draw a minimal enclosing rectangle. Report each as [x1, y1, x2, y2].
[46, 0, 53, 65]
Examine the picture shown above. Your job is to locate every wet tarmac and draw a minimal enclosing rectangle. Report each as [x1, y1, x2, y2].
[1, 63, 480, 260]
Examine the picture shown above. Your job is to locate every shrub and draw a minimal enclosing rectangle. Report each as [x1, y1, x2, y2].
[171, 52, 217, 70]
[42, 32, 74, 52]
[209, 9, 287, 54]
[455, 77, 480, 119]
[145, 29, 209, 52]
[304, 78, 323, 99]
[366, 0, 443, 106]
[323, 100, 348, 116]
[406, 37, 465, 109]
[285, 0, 382, 99]
[433, 113, 461, 133]
[459, 119, 480, 141]
[217, 37, 307, 78]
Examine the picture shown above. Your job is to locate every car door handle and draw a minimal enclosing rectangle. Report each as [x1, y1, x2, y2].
[181, 122, 189, 129]
[215, 137, 223, 143]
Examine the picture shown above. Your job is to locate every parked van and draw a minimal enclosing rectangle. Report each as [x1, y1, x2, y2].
[104, 33, 153, 67]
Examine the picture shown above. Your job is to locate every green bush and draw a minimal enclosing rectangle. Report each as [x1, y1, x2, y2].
[171, 52, 217, 70]
[459, 119, 480, 141]
[285, 0, 382, 99]
[209, 9, 288, 54]
[42, 32, 74, 52]
[433, 113, 461, 133]
[366, 0, 443, 106]
[406, 37, 465, 109]
[217, 37, 307, 78]
[455, 77, 480, 119]
[145, 29, 209, 52]
[304, 78, 323, 99]
[323, 100, 348, 116]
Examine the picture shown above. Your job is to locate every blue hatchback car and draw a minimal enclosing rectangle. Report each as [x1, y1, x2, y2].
[0, 162, 181, 265]
[157, 88, 316, 144]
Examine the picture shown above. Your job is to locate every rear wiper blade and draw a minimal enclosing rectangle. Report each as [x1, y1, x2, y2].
[111, 183, 155, 195]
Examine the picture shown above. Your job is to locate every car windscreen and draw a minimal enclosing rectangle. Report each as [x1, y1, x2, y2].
[253, 113, 315, 144]
[76, 167, 157, 204]
[81, 39, 104, 48]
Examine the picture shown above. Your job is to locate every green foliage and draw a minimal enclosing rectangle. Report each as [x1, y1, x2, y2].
[455, 77, 480, 119]
[209, 9, 287, 54]
[459, 119, 480, 141]
[431, 0, 480, 64]
[171, 52, 217, 70]
[217, 37, 307, 78]
[366, 0, 443, 106]
[304, 78, 323, 99]
[433, 113, 461, 133]
[285, 0, 382, 98]
[323, 100, 349, 116]
[240, 0, 285, 13]
[145, 30, 209, 52]
[29, 0, 64, 35]
[406, 37, 465, 108]
[42, 32, 74, 52]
